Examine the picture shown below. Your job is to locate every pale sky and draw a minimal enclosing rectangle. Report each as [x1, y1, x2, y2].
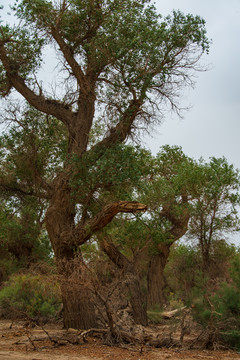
[144, 0, 240, 171]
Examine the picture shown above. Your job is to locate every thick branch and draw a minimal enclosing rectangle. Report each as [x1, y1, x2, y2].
[160, 201, 190, 242]
[99, 235, 131, 270]
[0, 44, 74, 126]
[51, 26, 89, 92]
[74, 201, 147, 245]
[0, 180, 51, 200]
[87, 98, 143, 163]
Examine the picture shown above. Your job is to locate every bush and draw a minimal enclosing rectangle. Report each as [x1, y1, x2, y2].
[191, 253, 240, 350]
[0, 273, 62, 321]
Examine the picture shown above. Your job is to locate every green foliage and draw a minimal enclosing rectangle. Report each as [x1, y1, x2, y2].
[0, 105, 63, 267]
[191, 253, 240, 350]
[71, 143, 151, 206]
[1, 0, 210, 122]
[0, 106, 67, 189]
[0, 23, 45, 95]
[165, 244, 203, 302]
[187, 156, 240, 273]
[0, 198, 53, 266]
[0, 273, 61, 320]
[188, 157, 240, 240]
[165, 241, 237, 304]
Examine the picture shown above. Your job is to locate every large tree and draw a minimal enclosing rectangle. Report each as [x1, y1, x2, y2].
[0, 0, 209, 328]
[103, 146, 197, 308]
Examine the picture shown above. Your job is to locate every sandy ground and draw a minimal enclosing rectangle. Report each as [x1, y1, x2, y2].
[0, 320, 240, 360]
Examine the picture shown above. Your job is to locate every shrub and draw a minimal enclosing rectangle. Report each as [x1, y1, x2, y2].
[0, 273, 62, 321]
[192, 253, 240, 350]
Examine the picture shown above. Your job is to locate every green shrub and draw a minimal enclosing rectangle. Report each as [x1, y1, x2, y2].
[192, 253, 240, 350]
[0, 273, 62, 320]
[220, 330, 240, 350]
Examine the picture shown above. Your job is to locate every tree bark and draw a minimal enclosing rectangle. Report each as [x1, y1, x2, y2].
[100, 237, 148, 326]
[147, 243, 171, 308]
[44, 173, 98, 329]
[147, 204, 190, 309]
[60, 267, 97, 330]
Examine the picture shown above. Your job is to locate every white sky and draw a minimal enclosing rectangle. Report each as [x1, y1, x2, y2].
[144, 0, 240, 171]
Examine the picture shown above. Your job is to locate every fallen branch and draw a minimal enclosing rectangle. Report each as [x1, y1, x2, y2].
[161, 307, 186, 319]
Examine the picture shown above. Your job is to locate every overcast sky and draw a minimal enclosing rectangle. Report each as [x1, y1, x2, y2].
[144, 0, 240, 171]
[2, 0, 240, 168]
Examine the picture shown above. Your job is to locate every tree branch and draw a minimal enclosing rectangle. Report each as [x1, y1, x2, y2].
[73, 201, 147, 246]
[0, 44, 74, 126]
[51, 26, 90, 93]
[87, 97, 144, 164]
[0, 180, 51, 200]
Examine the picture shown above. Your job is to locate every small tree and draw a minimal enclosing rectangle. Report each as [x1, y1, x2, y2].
[187, 157, 240, 274]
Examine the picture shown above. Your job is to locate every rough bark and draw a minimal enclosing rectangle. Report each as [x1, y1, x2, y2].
[0, 23, 148, 330]
[100, 237, 148, 326]
[43, 172, 96, 329]
[147, 243, 171, 308]
[147, 204, 190, 309]
[60, 274, 97, 330]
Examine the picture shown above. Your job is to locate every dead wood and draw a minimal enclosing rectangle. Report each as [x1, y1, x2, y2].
[161, 307, 186, 319]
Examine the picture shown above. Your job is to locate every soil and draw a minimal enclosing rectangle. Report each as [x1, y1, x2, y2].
[0, 320, 239, 360]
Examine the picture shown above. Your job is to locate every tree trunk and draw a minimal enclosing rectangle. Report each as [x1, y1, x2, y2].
[147, 244, 171, 309]
[147, 205, 190, 309]
[60, 274, 97, 329]
[100, 237, 148, 326]
[45, 173, 98, 329]
[125, 268, 148, 326]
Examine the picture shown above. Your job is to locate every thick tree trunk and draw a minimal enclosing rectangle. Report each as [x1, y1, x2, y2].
[45, 173, 98, 329]
[125, 269, 148, 326]
[147, 205, 190, 309]
[100, 237, 148, 326]
[60, 272, 97, 329]
[147, 244, 171, 309]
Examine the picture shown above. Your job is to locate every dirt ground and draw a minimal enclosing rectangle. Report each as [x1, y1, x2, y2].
[0, 320, 240, 360]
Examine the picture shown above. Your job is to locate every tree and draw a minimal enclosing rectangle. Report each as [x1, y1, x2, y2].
[141, 151, 240, 307]
[187, 157, 240, 274]
[102, 148, 240, 310]
[0, 0, 209, 328]
[0, 110, 60, 276]
[99, 146, 197, 308]
[141, 146, 194, 307]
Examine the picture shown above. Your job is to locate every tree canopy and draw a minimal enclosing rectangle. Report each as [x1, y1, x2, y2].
[0, 0, 210, 329]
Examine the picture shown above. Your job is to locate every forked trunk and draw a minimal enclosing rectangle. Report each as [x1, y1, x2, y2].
[100, 237, 148, 326]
